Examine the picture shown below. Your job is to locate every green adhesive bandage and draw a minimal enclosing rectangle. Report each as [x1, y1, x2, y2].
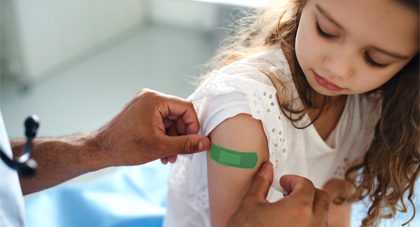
[210, 144, 258, 169]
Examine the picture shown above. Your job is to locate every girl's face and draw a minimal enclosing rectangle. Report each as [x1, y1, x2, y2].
[295, 0, 419, 96]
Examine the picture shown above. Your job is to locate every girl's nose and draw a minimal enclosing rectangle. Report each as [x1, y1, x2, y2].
[323, 48, 355, 79]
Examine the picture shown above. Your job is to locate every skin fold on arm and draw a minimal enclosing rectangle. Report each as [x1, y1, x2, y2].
[207, 113, 269, 227]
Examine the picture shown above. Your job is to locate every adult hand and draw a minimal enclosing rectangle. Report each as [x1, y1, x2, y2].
[94, 88, 211, 167]
[227, 162, 330, 227]
[14, 89, 210, 195]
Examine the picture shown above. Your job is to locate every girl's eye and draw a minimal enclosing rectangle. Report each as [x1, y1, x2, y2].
[364, 52, 389, 68]
[316, 22, 335, 39]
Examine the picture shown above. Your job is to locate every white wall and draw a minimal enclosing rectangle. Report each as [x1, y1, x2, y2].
[149, 0, 218, 31]
[0, 0, 262, 83]
[1, 0, 147, 81]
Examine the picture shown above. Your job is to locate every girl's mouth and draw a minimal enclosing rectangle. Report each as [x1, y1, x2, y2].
[313, 71, 344, 91]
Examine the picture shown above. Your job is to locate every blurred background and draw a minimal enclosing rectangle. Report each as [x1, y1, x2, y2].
[1, 0, 418, 226]
[1, 0, 261, 182]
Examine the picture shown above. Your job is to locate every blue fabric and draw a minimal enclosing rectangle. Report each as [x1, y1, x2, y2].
[24, 159, 420, 227]
[25, 161, 170, 227]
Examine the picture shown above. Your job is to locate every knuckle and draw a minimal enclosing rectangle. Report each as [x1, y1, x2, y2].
[140, 88, 157, 98]
[184, 140, 193, 154]
[137, 88, 150, 96]
[315, 189, 331, 213]
[322, 196, 331, 212]
[187, 100, 194, 108]
[318, 189, 331, 204]
[301, 178, 316, 189]
[135, 89, 153, 103]
[253, 172, 264, 181]
[324, 199, 330, 212]
[252, 173, 267, 187]
[297, 178, 316, 197]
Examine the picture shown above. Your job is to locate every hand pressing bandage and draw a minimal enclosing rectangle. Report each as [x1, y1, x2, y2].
[210, 144, 258, 169]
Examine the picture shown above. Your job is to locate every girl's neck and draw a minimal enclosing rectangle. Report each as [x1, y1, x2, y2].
[308, 95, 348, 140]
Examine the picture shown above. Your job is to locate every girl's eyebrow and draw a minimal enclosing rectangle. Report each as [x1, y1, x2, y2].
[315, 4, 344, 30]
[316, 4, 410, 60]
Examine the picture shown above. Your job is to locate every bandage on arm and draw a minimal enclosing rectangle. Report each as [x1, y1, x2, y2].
[207, 114, 269, 227]
[210, 143, 258, 169]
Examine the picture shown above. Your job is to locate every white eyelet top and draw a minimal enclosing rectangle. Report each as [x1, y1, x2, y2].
[163, 45, 381, 227]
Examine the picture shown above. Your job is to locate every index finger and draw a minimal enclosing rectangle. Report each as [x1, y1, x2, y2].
[158, 95, 200, 135]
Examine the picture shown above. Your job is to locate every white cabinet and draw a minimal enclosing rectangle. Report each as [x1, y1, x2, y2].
[1, 0, 146, 81]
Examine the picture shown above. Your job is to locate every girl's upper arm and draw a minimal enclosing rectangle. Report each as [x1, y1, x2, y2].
[207, 113, 269, 227]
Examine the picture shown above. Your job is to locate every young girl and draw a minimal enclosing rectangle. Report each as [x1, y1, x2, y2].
[163, 0, 419, 226]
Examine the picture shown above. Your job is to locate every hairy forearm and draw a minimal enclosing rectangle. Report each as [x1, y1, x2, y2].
[8, 89, 212, 196]
[11, 133, 106, 195]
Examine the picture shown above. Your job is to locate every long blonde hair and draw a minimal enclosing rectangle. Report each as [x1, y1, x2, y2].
[200, 0, 419, 226]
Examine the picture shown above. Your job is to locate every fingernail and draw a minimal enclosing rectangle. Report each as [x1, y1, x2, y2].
[199, 139, 210, 151]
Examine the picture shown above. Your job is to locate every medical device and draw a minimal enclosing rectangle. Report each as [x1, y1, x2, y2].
[0, 115, 39, 178]
[210, 143, 258, 169]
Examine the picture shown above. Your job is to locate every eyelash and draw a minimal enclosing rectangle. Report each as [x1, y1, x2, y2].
[315, 22, 335, 39]
[315, 22, 389, 68]
[363, 53, 389, 68]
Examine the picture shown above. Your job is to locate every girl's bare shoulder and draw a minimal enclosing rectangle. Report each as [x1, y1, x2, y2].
[209, 113, 269, 164]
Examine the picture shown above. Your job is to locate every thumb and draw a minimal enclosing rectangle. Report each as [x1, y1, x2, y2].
[280, 175, 316, 199]
[163, 134, 210, 155]
[243, 162, 274, 202]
